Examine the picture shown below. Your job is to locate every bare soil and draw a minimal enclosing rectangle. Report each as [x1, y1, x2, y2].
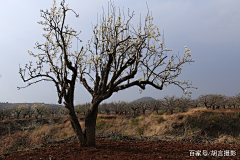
[0, 107, 240, 159]
[1, 138, 239, 159]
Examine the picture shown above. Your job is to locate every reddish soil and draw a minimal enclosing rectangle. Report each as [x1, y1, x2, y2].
[1, 138, 239, 159]
[1, 107, 240, 159]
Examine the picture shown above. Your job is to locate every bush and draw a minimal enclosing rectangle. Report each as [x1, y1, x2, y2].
[61, 132, 67, 138]
[156, 116, 164, 124]
[130, 118, 139, 126]
[164, 129, 168, 134]
[152, 111, 157, 115]
[96, 119, 105, 130]
[137, 125, 148, 136]
[108, 122, 113, 128]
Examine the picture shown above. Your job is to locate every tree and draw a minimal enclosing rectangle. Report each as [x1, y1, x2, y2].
[11, 104, 28, 119]
[18, 0, 87, 146]
[18, 0, 197, 147]
[235, 93, 240, 108]
[177, 96, 192, 112]
[130, 101, 140, 115]
[162, 95, 179, 114]
[138, 100, 151, 114]
[21, 105, 34, 118]
[149, 99, 164, 113]
[99, 102, 110, 115]
[198, 94, 217, 110]
[31, 103, 50, 119]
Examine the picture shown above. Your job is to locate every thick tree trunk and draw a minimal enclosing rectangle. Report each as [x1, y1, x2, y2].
[67, 105, 85, 147]
[83, 101, 99, 147]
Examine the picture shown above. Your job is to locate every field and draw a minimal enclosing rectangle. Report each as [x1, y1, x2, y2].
[0, 107, 240, 159]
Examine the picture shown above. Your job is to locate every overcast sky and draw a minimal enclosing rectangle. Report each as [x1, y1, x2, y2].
[0, 0, 239, 105]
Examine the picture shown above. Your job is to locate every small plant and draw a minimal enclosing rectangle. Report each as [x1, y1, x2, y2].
[130, 117, 139, 126]
[141, 116, 145, 121]
[108, 122, 113, 128]
[237, 112, 240, 119]
[0, 155, 5, 158]
[61, 132, 67, 138]
[164, 129, 168, 134]
[96, 119, 105, 130]
[153, 137, 158, 141]
[137, 125, 148, 136]
[156, 116, 164, 124]
[152, 111, 157, 115]
[165, 125, 168, 129]
[138, 137, 145, 141]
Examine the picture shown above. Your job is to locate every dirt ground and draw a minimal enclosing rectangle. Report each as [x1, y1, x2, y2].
[1, 137, 239, 160]
[1, 107, 240, 159]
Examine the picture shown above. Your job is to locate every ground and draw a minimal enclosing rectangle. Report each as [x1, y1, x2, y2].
[0, 107, 240, 159]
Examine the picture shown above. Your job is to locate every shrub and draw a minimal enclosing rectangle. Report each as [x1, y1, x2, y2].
[61, 132, 67, 138]
[156, 116, 164, 124]
[96, 119, 105, 130]
[108, 122, 113, 128]
[152, 111, 157, 115]
[164, 129, 168, 134]
[130, 118, 139, 126]
[137, 125, 148, 136]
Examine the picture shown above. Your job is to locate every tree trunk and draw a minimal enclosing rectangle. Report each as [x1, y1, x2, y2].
[83, 100, 100, 147]
[67, 105, 85, 147]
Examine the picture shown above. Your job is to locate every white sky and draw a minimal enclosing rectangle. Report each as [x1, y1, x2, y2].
[0, 0, 239, 105]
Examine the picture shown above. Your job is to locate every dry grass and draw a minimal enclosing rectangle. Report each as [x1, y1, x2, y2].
[1, 106, 240, 155]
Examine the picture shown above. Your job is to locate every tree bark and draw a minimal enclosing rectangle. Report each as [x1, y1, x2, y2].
[83, 100, 100, 147]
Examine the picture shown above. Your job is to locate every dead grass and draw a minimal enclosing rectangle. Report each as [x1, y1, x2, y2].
[1, 106, 240, 155]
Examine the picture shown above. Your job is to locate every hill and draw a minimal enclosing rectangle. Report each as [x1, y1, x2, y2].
[131, 97, 155, 103]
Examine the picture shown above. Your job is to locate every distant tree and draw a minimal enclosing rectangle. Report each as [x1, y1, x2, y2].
[31, 103, 50, 119]
[3, 107, 13, 119]
[99, 102, 111, 115]
[75, 104, 82, 115]
[21, 105, 34, 118]
[162, 95, 179, 114]
[177, 96, 192, 112]
[138, 100, 151, 114]
[228, 96, 238, 109]
[17, 0, 197, 147]
[11, 104, 29, 119]
[198, 94, 217, 110]
[236, 93, 240, 108]
[58, 107, 70, 116]
[47, 106, 59, 117]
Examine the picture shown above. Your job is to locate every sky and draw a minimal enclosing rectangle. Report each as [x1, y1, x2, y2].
[0, 0, 239, 105]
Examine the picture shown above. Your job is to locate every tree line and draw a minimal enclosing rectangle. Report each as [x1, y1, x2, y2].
[1, 93, 239, 120]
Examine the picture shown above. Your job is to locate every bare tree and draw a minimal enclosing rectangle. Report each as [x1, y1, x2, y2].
[58, 107, 70, 116]
[46, 106, 59, 117]
[75, 1, 196, 146]
[228, 96, 238, 109]
[162, 95, 179, 114]
[99, 102, 111, 115]
[11, 104, 28, 119]
[235, 93, 240, 108]
[198, 94, 218, 110]
[138, 100, 151, 114]
[31, 103, 50, 119]
[21, 105, 34, 118]
[149, 99, 164, 113]
[18, 0, 197, 147]
[177, 96, 192, 112]
[17, 0, 88, 146]
[129, 101, 140, 115]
